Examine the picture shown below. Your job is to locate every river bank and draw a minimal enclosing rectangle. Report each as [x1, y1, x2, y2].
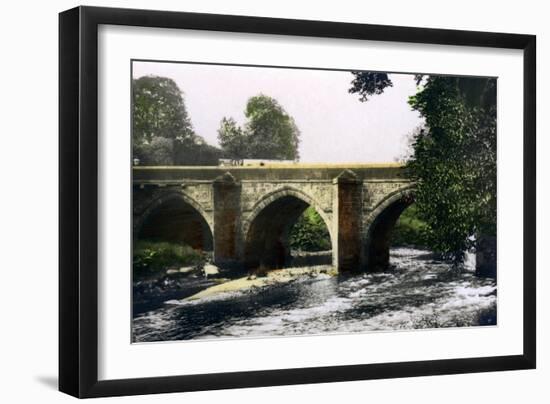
[133, 262, 336, 315]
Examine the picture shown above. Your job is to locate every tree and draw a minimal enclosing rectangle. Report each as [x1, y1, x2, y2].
[407, 77, 496, 262]
[174, 135, 224, 166]
[217, 94, 300, 161]
[132, 75, 222, 166]
[407, 77, 496, 260]
[217, 117, 248, 163]
[349, 73, 497, 265]
[132, 136, 175, 165]
[348, 72, 393, 102]
[147, 137, 175, 165]
[132, 75, 195, 145]
[245, 95, 300, 160]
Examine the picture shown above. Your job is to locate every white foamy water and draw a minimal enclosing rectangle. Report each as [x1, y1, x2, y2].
[132, 247, 497, 342]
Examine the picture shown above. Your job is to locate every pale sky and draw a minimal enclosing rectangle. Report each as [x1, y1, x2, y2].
[132, 61, 424, 163]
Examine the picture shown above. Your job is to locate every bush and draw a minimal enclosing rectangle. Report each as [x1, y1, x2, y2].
[133, 240, 205, 278]
[174, 141, 223, 166]
[290, 207, 331, 252]
[391, 205, 430, 248]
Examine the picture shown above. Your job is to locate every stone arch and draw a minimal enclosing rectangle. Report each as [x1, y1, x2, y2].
[134, 191, 214, 251]
[242, 186, 333, 269]
[363, 185, 416, 271]
[243, 187, 333, 241]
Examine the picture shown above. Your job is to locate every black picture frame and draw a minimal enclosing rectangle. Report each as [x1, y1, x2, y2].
[59, 5, 536, 398]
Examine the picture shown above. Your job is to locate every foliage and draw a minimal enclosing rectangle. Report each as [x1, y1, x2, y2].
[390, 205, 429, 248]
[245, 95, 301, 160]
[135, 135, 223, 166]
[407, 77, 496, 260]
[348, 72, 393, 102]
[174, 136, 224, 166]
[133, 240, 205, 278]
[133, 76, 195, 144]
[349, 73, 497, 262]
[132, 75, 223, 166]
[217, 117, 248, 162]
[218, 94, 300, 161]
[289, 207, 331, 251]
[132, 136, 174, 165]
[148, 136, 175, 165]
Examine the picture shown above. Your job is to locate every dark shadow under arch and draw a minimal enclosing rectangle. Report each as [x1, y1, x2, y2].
[365, 192, 414, 272]
[244, 195, 332, 270]
[137, 195, 213, 251]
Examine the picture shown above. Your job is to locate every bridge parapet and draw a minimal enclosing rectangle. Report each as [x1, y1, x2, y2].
[132, 164, 408, 183]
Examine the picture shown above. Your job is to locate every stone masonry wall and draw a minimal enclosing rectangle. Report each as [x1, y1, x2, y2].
[133, 166, 413, 271]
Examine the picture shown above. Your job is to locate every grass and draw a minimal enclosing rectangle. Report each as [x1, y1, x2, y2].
[133, 240, 206, 279]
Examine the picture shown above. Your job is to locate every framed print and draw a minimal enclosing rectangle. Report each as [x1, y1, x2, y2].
[59, 6, 536, 398]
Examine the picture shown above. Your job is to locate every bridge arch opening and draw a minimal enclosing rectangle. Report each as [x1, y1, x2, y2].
[136, 195, 213, 252]
[364, 191, 416, 272]
[244, 194, 332, 271]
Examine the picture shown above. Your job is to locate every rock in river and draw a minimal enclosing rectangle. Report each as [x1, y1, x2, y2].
[179, 266, 196, 274]
[204, 264, 220, 277]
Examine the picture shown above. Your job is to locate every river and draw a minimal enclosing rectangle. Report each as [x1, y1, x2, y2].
[132, 247, 497, 343]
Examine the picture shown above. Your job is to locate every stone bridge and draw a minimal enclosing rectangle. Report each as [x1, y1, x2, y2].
[133, 164, 414, 272]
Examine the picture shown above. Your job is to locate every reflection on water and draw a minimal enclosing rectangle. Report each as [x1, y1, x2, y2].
[132, 247, 496, 343]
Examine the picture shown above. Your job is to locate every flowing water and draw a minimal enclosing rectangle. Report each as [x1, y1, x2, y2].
[132, 247, 497, 343]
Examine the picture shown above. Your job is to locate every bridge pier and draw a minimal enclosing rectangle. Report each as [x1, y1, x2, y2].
[332, 170, 363, 272]
[212, 172, 241, 267]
